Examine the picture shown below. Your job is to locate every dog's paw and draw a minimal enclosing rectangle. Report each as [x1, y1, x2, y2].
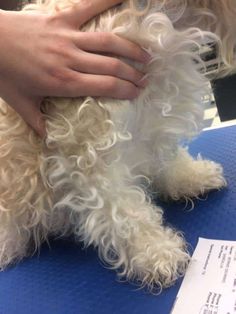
[123, 227, 190, 293]
[0, 237, 28, 271]
[174, 158, 226, 201]
[196, 159, 227, 191]
[156, 148, 227, 201]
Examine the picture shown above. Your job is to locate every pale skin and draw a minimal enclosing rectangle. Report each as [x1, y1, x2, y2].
[0, 0, 150, 137]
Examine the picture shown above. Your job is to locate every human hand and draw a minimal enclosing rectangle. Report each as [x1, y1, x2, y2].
[0, 0, 149, 138]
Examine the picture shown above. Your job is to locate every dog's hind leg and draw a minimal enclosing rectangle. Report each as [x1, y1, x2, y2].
[71, 163, 190, 291]
[0, 166, 51, 269]
[0, 101, 50, 268]
[153, 146, 226, 202]
[0, 217, 35, 269]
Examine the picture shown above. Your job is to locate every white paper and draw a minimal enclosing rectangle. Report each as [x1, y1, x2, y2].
[171, 238, 236, 314]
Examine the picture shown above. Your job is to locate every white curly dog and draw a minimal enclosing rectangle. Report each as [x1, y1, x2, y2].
[0, 0, 235, 292]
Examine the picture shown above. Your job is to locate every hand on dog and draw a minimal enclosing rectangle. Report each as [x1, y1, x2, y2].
[0, 0, 149, 138]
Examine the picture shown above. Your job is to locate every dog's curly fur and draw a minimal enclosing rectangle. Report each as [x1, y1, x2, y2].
[0, 0, 234, 292]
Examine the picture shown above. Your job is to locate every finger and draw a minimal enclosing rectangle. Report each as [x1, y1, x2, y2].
[57, 72, 141, 99]
[70, 51, 147, 87]
[73, 32, 150, 64]
[61, 0, 124, 28]
[12, 96, 46, 138]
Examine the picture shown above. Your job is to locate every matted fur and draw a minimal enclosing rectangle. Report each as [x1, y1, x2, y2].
[0, 0, 231, 292]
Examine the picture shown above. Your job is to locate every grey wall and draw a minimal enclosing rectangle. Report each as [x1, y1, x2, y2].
[0, 0, 19, 10]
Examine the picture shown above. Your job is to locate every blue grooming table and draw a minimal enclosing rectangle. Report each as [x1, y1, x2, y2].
[1, 126, 236, 314]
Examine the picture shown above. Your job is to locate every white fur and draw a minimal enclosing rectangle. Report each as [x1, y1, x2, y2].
[0, 0, 231, 292]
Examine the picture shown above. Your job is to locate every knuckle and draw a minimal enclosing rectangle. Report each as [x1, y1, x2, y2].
[110, 59, 121, 74]
[125, 40, 147, 63]
[80, 0, 92, 11]
[45, 35, 72, 60]
[132, 44, 143, 58]
[133, 70, 143, 84]
[128, 86, 139, 99]
[55, 40, 71, 59]
[99, 32, 112, 48]
[46, 13, 58, 26]
[53, 69, 69, 82]
[122, 83, 138, 99]
[129, 68, 139, 81]
[67, 74, 83, 94]
[106, 77, 119, 92]
[50, 69, 75, 88]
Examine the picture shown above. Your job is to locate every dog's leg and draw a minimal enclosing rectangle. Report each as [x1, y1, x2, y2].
[0, 219, 33, 269]
[0, 102, 50, 268]
[73, 163, 189, 291]
[113, 199, 190, 291]
[0, 165, 50, 270]
[153, 146, 226, 201]
[0, 171, 50, 269]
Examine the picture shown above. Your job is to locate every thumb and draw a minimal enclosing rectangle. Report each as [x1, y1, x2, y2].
[12, 96, 46, 139]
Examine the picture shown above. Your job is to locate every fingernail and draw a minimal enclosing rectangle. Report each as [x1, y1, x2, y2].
[141, 51, 152, 64]
[137, 77, 148, 88]
[133, 88, 140, 99]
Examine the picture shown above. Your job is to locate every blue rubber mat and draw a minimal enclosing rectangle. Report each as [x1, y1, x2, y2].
[0, 126, 236, 314]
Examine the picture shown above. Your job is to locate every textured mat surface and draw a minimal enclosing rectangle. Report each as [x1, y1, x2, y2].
[0, 126, 236, 314]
